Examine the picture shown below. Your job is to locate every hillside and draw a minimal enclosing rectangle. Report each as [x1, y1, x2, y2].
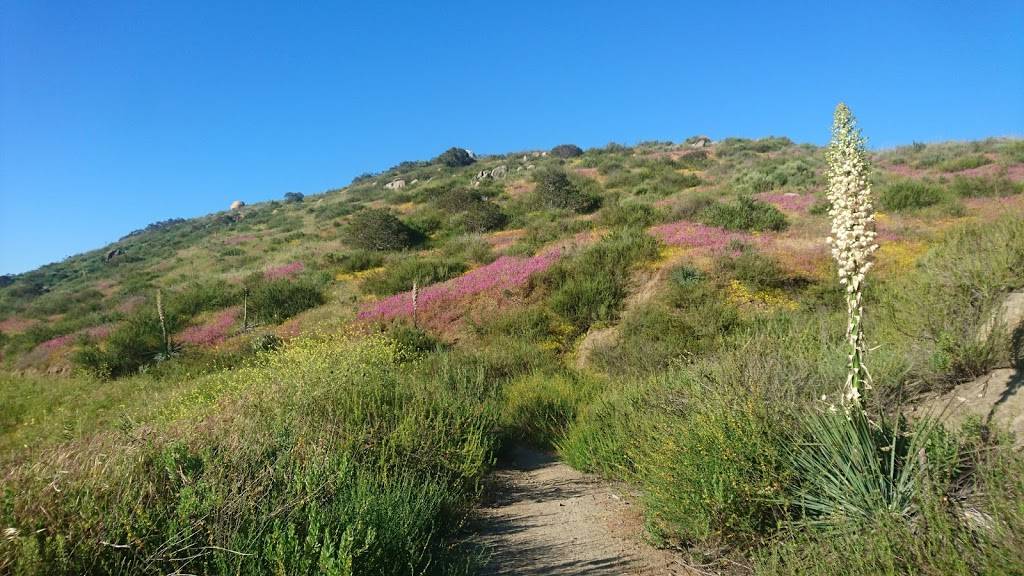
[2, 137, 1022, 376]
[2, 134, 1024, 574]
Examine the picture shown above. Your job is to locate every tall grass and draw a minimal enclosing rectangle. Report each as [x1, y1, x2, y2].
[2, 335, 495, 575]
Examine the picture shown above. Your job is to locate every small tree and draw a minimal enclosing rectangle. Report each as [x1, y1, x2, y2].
[534, 168, 599, 213]
[283, 192, 305, 203]
[461, 201, 508, 233]
[342, 209, 423, 251]
[435, 147, 476, 167]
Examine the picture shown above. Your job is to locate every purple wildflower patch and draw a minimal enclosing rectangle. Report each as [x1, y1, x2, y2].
[37, 333, 77, 352]
[177, 307, 240, 347]
[755, 192, 817, 213]
[264, 261, 304, 280]
[359, 250, 562, 320]
[649, 221, 757, 251]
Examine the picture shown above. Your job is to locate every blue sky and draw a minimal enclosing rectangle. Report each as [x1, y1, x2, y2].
[2, 1, 1022, 274]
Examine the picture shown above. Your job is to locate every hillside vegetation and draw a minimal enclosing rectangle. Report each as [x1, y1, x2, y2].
[2, 136, 1024, 574]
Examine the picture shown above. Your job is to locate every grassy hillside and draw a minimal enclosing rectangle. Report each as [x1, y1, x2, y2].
[2, 136, 1024, 574]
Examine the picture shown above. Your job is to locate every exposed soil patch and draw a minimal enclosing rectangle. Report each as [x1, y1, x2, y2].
[473, 445, 689, 575]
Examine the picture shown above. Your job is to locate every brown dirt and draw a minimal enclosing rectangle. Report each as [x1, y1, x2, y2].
[473, 446, 690, 575]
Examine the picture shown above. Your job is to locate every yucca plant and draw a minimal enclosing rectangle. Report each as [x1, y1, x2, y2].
[789, 104, 939, 527]
[789, 409, 946, 526]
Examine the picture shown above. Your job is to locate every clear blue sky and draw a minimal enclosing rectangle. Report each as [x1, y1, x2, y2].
[2, 1, 1022, 274]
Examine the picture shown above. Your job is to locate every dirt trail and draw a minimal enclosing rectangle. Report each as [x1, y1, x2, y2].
[473, 446, 689, 576]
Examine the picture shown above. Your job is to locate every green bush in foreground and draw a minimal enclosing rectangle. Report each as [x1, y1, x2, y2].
[3, 336, 494, 575]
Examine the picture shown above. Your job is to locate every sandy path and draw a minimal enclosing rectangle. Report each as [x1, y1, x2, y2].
[473, 446, 690, 575]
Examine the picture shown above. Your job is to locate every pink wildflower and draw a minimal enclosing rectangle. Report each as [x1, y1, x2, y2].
[649, 221, 758, 251]
[264, 261, 304, 280]
[37, 334, 76, 352]
[176, 307, 240, 346]
[755, 192, 817, 213]
[359, 250, 562, 320]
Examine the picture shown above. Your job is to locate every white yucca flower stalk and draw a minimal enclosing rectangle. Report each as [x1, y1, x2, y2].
[825, 103, 878, 413]
[156, 288, 169, 354]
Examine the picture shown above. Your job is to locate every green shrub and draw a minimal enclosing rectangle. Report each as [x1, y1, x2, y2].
[670, 265, 704, 287]
[878, 180, 948, 211]
[632, 380, 790, 544]
[435, 147, 476, 167]
[5, 336, 492, 575]
[875, 216, 1024, 393]
[936, 153, 991, 172]
[549, 144, 583, 158]
[786, 410, 953, 529]
[500, 372, 599, 447]
[167, 280, 239, 318]
[949, 174, 1023, 198]
[283, 191, 305, 203]
[434, 188, 485, 212]
[73, 311, 173, 378]
[558, 381, 645, 478]
[716, 137, 794, 157]
[381, 322, 442, 355]
[342, 209, 423, 251]
[733, 159, 819, 193]
[460, 200, 508, 233]
[700, 196, 789, 232]
[596, 199, 662, 228]
[604, 159, 702, 196]
[247, 277, 326, 324]
[591, 280, 740, 376]
[440, 235, 496, 265]
[715, 250, 790, 290]
[324, 250, 384, 273]
[544, 229, 659, 332]
[756, 434, 1024, 576]
[533, 168, 600, 213]
[361, 257, 467, 296]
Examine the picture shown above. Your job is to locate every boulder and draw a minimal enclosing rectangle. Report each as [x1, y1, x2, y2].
[230, 200, 245, 210]
[978, 291, 1024, 343]
[491, 165, 508, 179]
[687, 135, 713, 148]
[916, 369, 1024, 446]
[385, 179, 406, 190]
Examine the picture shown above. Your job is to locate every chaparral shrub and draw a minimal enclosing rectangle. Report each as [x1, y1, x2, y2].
[878, 180, 948, 211]
[460, 200, 508, 233]
[533, 168, 599, 213]
[699, 196, 789, 232]
[550, 144, 584, 158]
[361, 257, 468, 297]
[342, 208, 423, 251]
[435, 147, 476, 167]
